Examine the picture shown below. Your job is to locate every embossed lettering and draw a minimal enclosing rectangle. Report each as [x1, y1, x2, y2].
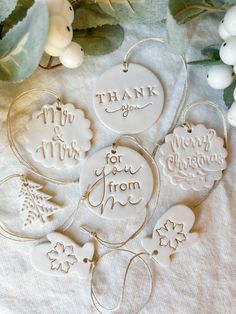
[37, 105, 75, 126]
[87, 152, 143, 215]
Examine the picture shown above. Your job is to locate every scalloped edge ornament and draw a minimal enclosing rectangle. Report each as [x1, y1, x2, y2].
[24, 102, 93, 170]
[159, 124, 227, 191]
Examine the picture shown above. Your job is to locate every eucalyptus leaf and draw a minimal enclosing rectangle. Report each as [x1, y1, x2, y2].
[223, 0, 236, 4]
[0, 0, 17, 24]
[73, 3, 118, 30]
[169, 0, 208, 24]
[0, 1, 48, 82]
[224, 80, 236, 108]
[166, 9, 188, 55]
[2, 0, 34, 37]
[96, 0, 168, 23]
[73, 24, 124, 56]
[188, 59, 223, 65]
[202, 44, 221, 59]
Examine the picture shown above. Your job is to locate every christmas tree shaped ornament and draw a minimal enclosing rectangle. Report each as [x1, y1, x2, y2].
[142, 204, 199, 266]
[93, 38, 187, 134]
[31, 232, 94, 277]
[158, 101, 228, 191]
[18, 177, 61, 228]
[80, 145, 154, 219]
[24, 99, 93, 170]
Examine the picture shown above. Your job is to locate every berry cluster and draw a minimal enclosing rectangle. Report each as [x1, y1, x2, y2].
[207, 5, 236, 126]
[44, 0, 84, 69]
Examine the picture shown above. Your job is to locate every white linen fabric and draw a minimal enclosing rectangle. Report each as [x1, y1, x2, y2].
[0, 15, 235, 314]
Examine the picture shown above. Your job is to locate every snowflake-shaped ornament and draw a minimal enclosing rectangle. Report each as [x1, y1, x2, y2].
[157, 220, 186, 249]
[47, 242, 77, 273]
[31, 232, 94, 277]
[142, 205, 199, 266]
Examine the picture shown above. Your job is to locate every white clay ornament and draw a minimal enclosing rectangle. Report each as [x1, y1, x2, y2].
[18, 177, 61, 228]
[207, 64, 234, 90]
[80, 146, 154, 219]
[24, 101, 93, 169]
[31, 232, 94, 277]
[142, 205, 199, 266]
[94, 64, 164, 134]
[159, 124, 227, 191]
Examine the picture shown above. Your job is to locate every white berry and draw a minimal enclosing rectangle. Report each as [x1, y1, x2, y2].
[224, 5, 236, 36]
[220, 37, 236, 65]
[219, 19, 231, 40]
[46, 16, 73, 49]
[59, 42, 84, 68]
[234, 87, 236, 101]
[227, 101, 236, 127]
[60, 0, 74, 24]
[207, 64, 234, 89]
[45, 0, 64, 15]
[44, 42, 64, 57]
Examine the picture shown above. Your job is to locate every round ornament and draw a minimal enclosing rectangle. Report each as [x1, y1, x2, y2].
[159, 124, 227, 191]
[80, 146, 154, 219]
[93, 64, 164, 134]
[24, 101, 93, 169]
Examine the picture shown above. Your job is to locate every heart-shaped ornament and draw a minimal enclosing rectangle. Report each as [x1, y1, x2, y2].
[31, 232, 94, 277]
[142, 205, 198, 266]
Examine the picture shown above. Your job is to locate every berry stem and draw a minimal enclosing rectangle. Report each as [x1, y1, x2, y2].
[39, 56, 62, 70]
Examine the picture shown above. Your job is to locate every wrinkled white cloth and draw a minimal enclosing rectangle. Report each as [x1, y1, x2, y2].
[0, 16, 236, 314]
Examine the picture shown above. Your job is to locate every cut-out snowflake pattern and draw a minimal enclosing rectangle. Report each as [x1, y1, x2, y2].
[156, 220, 186, 250]
[18, 177, 60, 227]
[47, 242, 78, 273]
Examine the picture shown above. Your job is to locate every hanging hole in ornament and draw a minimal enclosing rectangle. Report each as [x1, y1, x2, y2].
[111, 143, 117, 154]
[83, 258, 88, 263]
[123, 61, 128, 73]
[152, 250, 158, 256]
[187, 129, 192, 133]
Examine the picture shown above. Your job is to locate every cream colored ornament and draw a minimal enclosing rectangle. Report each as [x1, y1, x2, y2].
[159, 124, 227, 191]
[142, 205, 199, 266]
[80, 146, 154, 219]
[94, 64, 164, 134]
[24, 101, 93, 169]
[31, 232, 94, 277]
[18, 177, 61, 228]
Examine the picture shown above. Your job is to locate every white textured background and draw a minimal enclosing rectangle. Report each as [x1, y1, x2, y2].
[0, 16, 236, 314]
